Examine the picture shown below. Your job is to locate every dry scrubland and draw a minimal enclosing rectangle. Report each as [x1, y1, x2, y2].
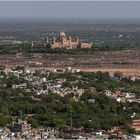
[0, 48, 140, 75]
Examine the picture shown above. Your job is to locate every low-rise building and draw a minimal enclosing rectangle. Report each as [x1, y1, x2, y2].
[11, 119, 31, 134]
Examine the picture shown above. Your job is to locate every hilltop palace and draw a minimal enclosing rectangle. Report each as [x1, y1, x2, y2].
[31, 32, 92, 49]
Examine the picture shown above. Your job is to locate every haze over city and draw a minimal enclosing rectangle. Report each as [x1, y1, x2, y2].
[0, 1, 140, 20]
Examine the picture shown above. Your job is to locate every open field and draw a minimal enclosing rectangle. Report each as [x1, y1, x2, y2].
[80, 68, 140, 76]
[28, 67, 140, 76]
[0, 48, 140, 75]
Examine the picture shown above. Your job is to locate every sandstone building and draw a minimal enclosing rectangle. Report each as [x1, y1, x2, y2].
[32, 32, 92, 49]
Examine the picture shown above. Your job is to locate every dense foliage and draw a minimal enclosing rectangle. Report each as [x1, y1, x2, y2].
[0, 41, 137, 54]
[0, 71, 139, 134]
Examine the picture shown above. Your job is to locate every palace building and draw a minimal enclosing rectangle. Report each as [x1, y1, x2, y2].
[31, 32, 92, 49]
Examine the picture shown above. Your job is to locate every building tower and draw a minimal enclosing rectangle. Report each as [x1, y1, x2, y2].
[31, 41, 35, 50]
[69, 36, 72, 48]
[75, 36, 79, 45]
[61, 37, 65, 48]
[44, 36, 48, 47]
[52, 37, 56, 44]
[59, 32, 66, 39]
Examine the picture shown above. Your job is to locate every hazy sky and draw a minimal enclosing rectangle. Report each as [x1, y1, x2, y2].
[0, 1, 140, 19]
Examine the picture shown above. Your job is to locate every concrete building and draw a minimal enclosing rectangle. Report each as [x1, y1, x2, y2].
[11, 119, 31, 134]
[131, 120, 140, 132]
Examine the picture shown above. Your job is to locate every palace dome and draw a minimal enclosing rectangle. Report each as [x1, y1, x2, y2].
[59, 32, 66, 37]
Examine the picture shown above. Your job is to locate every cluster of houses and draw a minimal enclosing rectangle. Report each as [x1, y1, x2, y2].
[60, 127, 138, 139]
[0, 39, 22, 46]
[0, 65, 84, 100]
[104, 90, 140, 104]
[1, 65, 140, 103]
[33, 78, 84, 99]
[128, 75, 140, 82]
[0, 119, 58, 140]
[0, 119, 138, 140]
[1, 65, 140, 139]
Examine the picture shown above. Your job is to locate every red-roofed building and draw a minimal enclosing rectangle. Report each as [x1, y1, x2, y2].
[131, 120, 140, 131]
